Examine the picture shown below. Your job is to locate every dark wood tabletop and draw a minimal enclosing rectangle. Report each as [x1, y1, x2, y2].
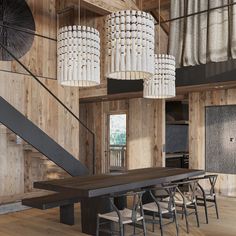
[34, 167, 204, 198]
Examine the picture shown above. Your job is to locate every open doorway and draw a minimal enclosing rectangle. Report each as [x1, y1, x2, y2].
[165, 101, 189, 169]
[108, 113, 127, 172]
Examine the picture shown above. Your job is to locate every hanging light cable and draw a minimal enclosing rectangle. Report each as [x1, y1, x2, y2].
[57, 0, 100, 87]
[105, 1, 155, 80]
[143, 0, 176, 99]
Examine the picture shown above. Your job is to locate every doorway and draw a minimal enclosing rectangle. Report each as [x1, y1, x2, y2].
[108, 113, 127, 172]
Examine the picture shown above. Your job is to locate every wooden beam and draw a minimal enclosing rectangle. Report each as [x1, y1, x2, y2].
[80, 91, 143, 103]
[57, 7, 75, 28]
[151, 9, 169, 35]
[79, 90, 187, 104]
[142, 0, 170, 11]
[124, 0, 139, 10]
[177, 81, 236, 94]
[79, 0, 170, 15]
[79, 80, 236, 103]
[136, 0, 170, 34]
[79, 0, 138, 15]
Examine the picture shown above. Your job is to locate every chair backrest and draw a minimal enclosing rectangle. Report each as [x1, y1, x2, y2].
[130, 191, 145, 221]
[149, 184, 177, 213]
[176, 179, 199, 203]
[200, 174, 218, 195]
[109, 190, 145, 222]
[191, 174, 218, 196]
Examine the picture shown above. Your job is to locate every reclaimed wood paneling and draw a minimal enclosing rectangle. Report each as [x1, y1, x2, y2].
[80, 98, 165, 173]
[0, 71, 79, 203]
[0, 0, 81, 204]
[0, 125, 24, 198]
[0, 0, 57, 79]
[128, 98, 165, 169]
[189, 88, 236, 196]
[0, 0, 168, 204]
[0, 73, 25, 199]
[24, 148, 69, 193]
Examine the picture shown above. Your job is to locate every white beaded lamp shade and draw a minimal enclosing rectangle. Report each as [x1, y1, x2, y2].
[143, 54, 176, 99]
[57, 25, 100, 87]
[106, 10, 155, 80]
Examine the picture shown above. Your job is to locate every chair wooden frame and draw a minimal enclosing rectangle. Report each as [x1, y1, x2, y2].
[96, 191, 146, 236]
[174, 180, 200, 233]
[142, 184, 179, 236]
[194, 174, 219, 224]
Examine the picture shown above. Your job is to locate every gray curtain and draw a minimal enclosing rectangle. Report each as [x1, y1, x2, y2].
[169, 0, 236, 67]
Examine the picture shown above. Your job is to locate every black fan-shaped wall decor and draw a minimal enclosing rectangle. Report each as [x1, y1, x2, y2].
[0, 0, 35, 61]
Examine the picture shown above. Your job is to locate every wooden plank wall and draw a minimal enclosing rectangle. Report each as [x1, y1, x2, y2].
[80, 98, 165, 174]
[128, 99, 165, 169]
[0, 0, 82, 203]
[0, 0, 57, 79]
[0, 70, 80, 203]
[0, 0, 169, 203]
[189, 89, 236, 196]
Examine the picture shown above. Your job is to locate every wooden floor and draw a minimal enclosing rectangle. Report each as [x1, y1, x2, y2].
[0, 196, 235, 236]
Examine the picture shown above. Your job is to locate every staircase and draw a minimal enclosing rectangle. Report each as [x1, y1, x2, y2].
[0, 96, 89, 177]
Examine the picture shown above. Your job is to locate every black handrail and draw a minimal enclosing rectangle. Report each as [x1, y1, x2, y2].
[0, 23, 57, 41]
[0, 41, 96, 174]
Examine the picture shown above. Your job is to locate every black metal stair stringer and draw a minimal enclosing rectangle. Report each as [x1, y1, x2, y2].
[0, 96, 89, 177]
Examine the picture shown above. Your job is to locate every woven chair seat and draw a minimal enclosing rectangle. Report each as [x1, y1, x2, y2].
[143, 201, 175, 214]
[98, 208, 143, 224]
[174, 192, 196, 206]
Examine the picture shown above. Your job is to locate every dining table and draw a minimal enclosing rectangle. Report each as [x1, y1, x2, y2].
[34, 167, 205, 235]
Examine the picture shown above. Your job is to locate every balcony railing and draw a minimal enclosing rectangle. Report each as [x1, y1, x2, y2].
[109, 145, 126, 171]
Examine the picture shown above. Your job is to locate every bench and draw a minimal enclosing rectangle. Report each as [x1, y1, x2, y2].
[22, 193, 80, 225]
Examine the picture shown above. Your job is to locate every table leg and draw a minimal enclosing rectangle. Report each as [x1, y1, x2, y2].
[60, 204, 74, 225]
[81, 197, 112, 235]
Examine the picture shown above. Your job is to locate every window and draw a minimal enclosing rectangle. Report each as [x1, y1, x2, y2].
[109, 114, 126, 146]
[108, 114, 127, 171]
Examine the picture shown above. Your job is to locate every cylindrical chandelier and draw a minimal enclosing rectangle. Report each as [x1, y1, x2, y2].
[106, 10, 155, 80]
[57, 25, 100, 87]
[143, 54, 176, 99]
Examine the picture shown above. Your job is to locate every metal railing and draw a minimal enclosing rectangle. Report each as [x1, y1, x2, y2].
[0, 41, 96, 175]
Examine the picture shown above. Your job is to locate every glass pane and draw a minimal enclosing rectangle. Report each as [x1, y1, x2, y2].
[109, 114, 126, 145]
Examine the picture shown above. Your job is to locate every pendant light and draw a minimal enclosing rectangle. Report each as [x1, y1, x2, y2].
[143, 0, 176, 99]
[105, 9, 155, 80]
[57, 0, 100, 87]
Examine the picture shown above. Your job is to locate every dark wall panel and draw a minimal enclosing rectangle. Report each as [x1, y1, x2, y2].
[108, 79, 143, 94]
[206, 105, 236, 174]
[108, 59, 236, 95]
[166, 124, 189, 153]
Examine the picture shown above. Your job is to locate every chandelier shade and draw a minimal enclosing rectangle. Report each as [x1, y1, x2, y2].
[57, 25, 100, 87]
[143, 54, 176, 99]
[105, 10, 155, 80]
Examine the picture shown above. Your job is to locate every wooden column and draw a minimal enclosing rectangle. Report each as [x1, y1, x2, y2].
[127, 98, 165, 169]
[153, 99, 166, 167]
